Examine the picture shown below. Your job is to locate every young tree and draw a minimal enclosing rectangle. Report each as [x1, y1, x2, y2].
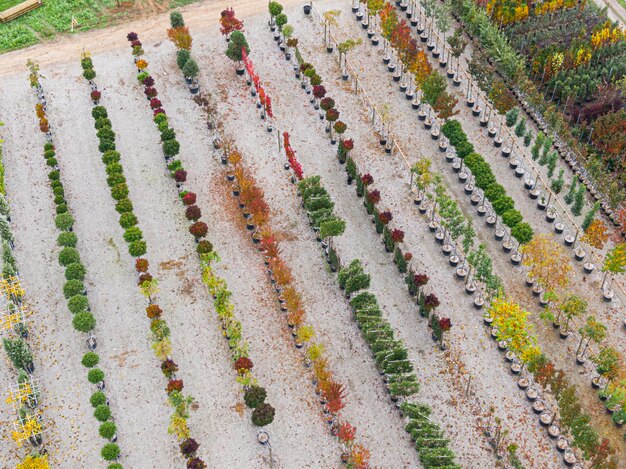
[521, 234, 572, 295]
[602, 243, 626, 290]
[225, 31, 250, 64]
[422, 71, 447, 108]
[558, 295, 587, 334]
[433, 91, 458, 120]
[577, 316, 606, 357]
[592, 346, 622, 381]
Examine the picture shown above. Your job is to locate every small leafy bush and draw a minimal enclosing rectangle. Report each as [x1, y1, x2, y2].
[99, 421, 117, 439]
[128, 240, 147, 257]
[119, 212, 138, 229]
[102, 150, 120, 164]
[68, 294, 89, 314]
[196, 240, 213, 254]
[244, 385, 267, 408]
[101, 443, 120, 461]
[55, 212, 74, 231]
[90, 402, 111, 422]
[92, 106, 108, 120]
[88, 368, 105, 384]
[73, 312, 96, 332]
[115, 199, 133, 214]
[163, 139, 180, 157]
[58, 247, 80, 266]
[65, 262, 86, 281]
[251, 402, 275, 426]
[90, 391, 106, 407]
[82, 352, 99, 368]
[123, 227, 143, 243]
[63, 279, 85, 298]
[57, 231, 77, 247]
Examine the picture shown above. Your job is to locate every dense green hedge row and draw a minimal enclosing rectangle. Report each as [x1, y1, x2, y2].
[442, 120, 533, 244]
[34, 86, 121, 466]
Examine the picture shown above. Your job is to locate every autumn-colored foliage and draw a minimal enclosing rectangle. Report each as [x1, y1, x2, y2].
[521, 234, 571, 293]
[220, 8, 244, 36]
[581, 219, 608, 250]
[234, 356, 253, 374]
[167, 26, 193, 50]
[135, 257, 149, 272]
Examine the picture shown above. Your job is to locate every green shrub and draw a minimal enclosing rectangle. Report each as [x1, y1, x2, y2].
[456, 141, 474, 159]
[54, 194, 65, 205]
[523, 130, 533, 146]
[170, 10, 184, 27]
[502, 209, 522, 228]
[95, 118, 112, 130]
[101, 443, 120, 461]
[115, 199, 133, 214]
[107, 173, 126, 187]
[88, 368, 105, 384]
[53, 185, 64, 197]
[154, 113, 167, 125]
[82, 352, 99, 368]
[244, 385, 267, 408]
[59, 247, 80, 266]
[107, 463, 122, 469]
[182, 58, 199, 79]
[68, 294, 89, 314]
[511, 222, 533, 244]
[90, 391, 106, 407]
[161, 128, 176, 142]
[97, 128, 115, 141]
[99, 421, 117, 439]
[44, 143, 54, 151]
[119, 212, 138, 229]
[111, 183, 129, 201]
[57, 231, 78, 248]
[196, 240, 213, 254]
[176, 49, 190, 70]
[99, 139, 116, 153]
[514, 118, 526, 137]
[128, 240, 147, 257]
[94, 404, 111, 422]
[492, 196, 514, 215]
[102, 150, 120, 164]
[251, 402, 275, 426]
[55, 213, 74, 231]
[65, 262, 86, 281]
[43, 149, 55, 159]
[106, 163, 123, 176]
[48, 170, 60, 181]
[73, 312, 96, 332]
[505, 108, 519, 127]
[572, 186, 585, 216]
[83, 68, 96, 80]
[163, 139, 180, 157]
[157, 121, 169, 133]
[63, 279, 85, 298]
[46, 158, 58, 167]
[346, 273, 371, 297]
[92, 106, 108, 120]
[394, 247, 408, 273]
[123, 227, 143, 243]
[56, 204, 68, 214]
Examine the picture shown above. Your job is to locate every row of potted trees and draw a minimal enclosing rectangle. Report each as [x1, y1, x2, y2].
[28, 60, 120, 467]
[143, 13, 277, 429]
[258, 12, 460, 464]
[80, 55, 206, 469]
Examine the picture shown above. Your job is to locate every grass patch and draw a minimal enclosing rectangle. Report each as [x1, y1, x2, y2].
[0, 0, 22, 11]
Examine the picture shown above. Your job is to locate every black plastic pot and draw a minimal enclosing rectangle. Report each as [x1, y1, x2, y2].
[303, 4, 312, 14]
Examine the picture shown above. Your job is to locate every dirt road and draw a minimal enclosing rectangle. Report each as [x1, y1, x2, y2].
[0, 0, 302, 77]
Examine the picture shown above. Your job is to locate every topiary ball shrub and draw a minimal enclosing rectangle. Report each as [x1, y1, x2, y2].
[92, 106, 108, 120]
[123, 227, 143, 243]
[174, 170, 187, 183]
[176, 49, 191, 70]
[154, 113, 167, 125]
[58, 247, 80, 266]
[102, 150, 120, 164]
[115, 199, 133, 215]
[56, 203, 68, 215]
[244, 385, 267, 408]
[135, 258, 149, 273]
[106, 173, 126, 188]
[182, 192, 196, 205]
[68, 294, 90, 314]
[101, 443, 120, 461]
[163, 139, 180, 157]
[94, 404, 111, 422]
[99, 421, 117, 439]
[73, 311, 96, 332]
[160, 127, 175, 142]
[65, 262, 86, 281]
[63, 279, 85, 299]
[99, 139, 116, 153]
[82, 352, 100, 368]
[58, 232, 78, 247]
[48, 169, 60, 181]
[95, 118, 112, 130]
[119, 212, 138, 229]
[187, 457, 207, 469]
[55, 213, 74, 231]
[180, 438, 199, 457]
[88, 368, 105, 384]
[189, 221, 208, 239]
[128, 240, 147, 258]
[107, 464, 123, 469]
[106, 163, 123, 176]
[196, 240, 213, 255]
[111, 183, 129, 201]
[185, 205, 201, 221]
[251, 402, 275, 426]
[90, 391, 107, 407]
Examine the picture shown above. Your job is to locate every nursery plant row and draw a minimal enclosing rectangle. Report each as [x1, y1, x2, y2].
[27, 62, 121, 468]
[0, 126, 49, 468]
[277, 5, 618, 466]
[129, 23, 276, 431]
[80, 56, 206, 469]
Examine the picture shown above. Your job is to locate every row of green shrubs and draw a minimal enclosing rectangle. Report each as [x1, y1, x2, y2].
[37, 99, 121, 466]
[297, 176, 345, 272]
[91, 106, 147, 259]
[441, 120, 533, 244]
[293, 169, 458, 466]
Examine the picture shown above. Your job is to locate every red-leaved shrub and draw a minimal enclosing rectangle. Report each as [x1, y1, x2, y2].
[185, 205, 201, 221]
[182, 192, 197, 205]
[189, 221, 208, 239]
